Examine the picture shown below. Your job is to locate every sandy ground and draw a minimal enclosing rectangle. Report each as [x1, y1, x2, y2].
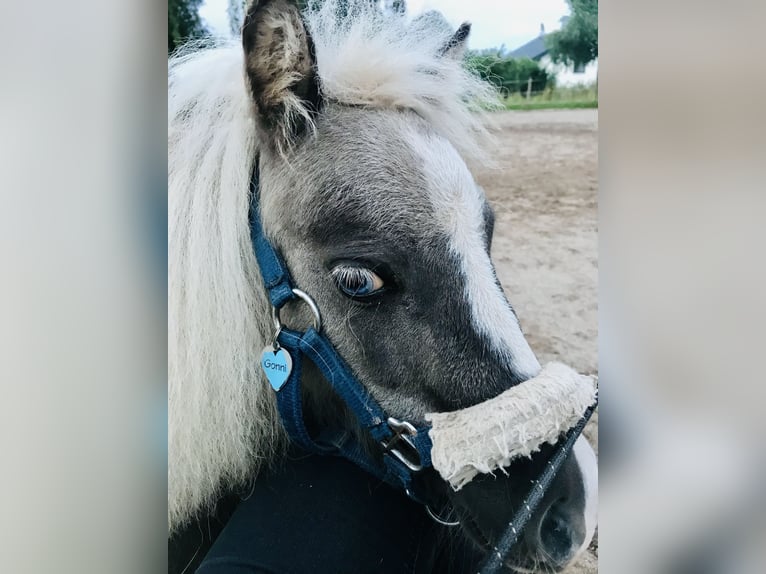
[476, 109, 598, 573]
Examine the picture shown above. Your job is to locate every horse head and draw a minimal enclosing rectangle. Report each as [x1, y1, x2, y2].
[169, 1, 597, 570]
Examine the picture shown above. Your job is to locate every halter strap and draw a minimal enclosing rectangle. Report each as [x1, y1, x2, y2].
[248, 160, 433, 499]
[248, 162, 296, 309]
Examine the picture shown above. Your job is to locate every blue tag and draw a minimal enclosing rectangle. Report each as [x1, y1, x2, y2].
[261, 346, 293, 391]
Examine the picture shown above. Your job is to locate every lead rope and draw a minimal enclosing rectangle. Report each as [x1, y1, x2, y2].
[477, 401, 597, 574]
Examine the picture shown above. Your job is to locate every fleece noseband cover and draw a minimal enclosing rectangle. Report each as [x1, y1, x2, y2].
[426, 362, 597, 489]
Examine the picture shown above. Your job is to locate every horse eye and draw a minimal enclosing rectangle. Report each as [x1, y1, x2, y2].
[331, 265, 385, 298]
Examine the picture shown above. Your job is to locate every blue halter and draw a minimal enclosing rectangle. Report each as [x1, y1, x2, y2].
[248, 161, 434, 501]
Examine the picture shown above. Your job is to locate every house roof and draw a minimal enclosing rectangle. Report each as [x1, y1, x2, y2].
[510, 35, 548, 60]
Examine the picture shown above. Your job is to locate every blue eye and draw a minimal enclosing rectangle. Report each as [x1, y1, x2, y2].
[331, 266, 385, 298]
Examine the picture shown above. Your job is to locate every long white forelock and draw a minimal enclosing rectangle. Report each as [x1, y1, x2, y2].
[426, 362, 597, 490]
[304, 0, 499, 164]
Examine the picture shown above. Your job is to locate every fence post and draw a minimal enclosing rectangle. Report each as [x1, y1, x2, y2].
[526, 77, 532, 99]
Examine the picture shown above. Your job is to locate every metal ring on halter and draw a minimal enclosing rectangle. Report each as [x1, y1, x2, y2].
[426, 504, 461, 527]
[271, 288, 322, 336]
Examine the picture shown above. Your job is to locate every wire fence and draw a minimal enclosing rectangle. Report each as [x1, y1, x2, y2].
[496, 77, 549, 98]
[495, 78, 598, 103]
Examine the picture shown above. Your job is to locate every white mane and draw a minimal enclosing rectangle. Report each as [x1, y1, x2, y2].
[168, 0, 498, 533]
[169, 44, 280, 534]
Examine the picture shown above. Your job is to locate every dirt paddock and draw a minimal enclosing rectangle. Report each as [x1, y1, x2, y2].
[476, 109, 598, 572]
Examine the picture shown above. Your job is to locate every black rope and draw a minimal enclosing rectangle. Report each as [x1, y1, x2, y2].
[477, 400, 598, 574]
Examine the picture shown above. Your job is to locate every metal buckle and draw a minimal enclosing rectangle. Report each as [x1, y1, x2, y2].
[382, 417, 423, 472]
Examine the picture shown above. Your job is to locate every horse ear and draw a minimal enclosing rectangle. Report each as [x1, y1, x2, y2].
[242, 0, 321, 149]
[440, 22, 471, 60]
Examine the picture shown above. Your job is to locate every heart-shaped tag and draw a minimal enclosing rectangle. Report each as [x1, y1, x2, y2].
[260, 346, 293, 391]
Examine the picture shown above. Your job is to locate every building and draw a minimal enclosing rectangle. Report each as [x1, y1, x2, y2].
[509, 21, 598, 87]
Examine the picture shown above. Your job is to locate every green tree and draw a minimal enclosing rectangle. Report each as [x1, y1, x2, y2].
[545, 0, 598, 67]
[168, 0, 208, 53]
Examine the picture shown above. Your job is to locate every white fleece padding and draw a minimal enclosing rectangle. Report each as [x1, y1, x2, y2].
[426, 362, 597, 490]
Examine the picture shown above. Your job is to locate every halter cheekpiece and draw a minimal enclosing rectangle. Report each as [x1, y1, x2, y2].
[248, 160, 434, 501]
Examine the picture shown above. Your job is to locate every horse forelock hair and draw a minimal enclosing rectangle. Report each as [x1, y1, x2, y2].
[304, 1, 499, 164]
[168, 0, 499, 533]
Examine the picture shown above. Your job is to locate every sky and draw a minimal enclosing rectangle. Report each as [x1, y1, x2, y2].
[199, 0, 571, 52]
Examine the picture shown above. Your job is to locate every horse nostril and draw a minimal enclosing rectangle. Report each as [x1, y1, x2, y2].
[538, 501, 576, 567]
